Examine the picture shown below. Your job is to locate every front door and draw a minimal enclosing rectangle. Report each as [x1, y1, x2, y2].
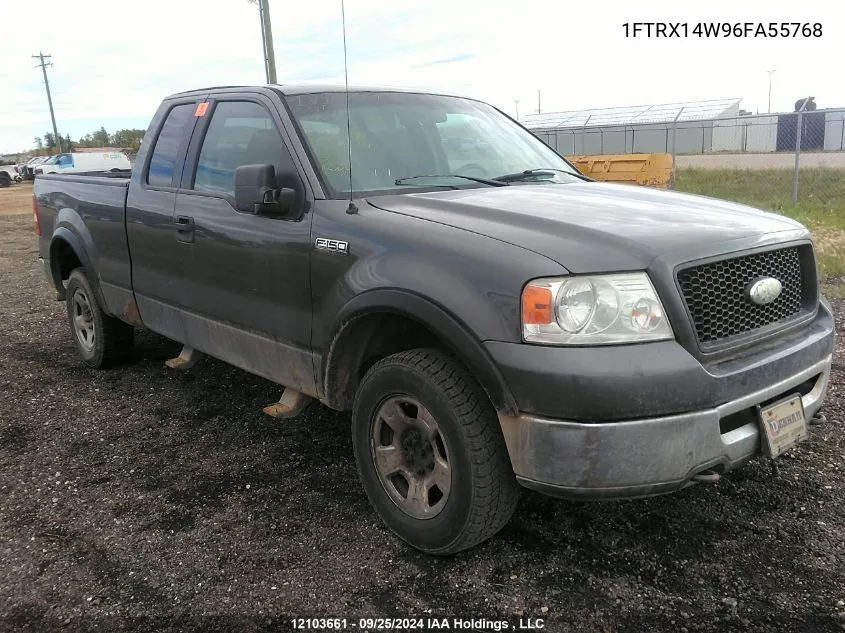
[170, 97, 316, 394]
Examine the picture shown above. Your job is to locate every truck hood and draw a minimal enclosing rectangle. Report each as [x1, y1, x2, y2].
[366, 182, 806, 272]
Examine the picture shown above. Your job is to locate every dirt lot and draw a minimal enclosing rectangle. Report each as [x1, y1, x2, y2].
[1, 208, 844, 633]
[0, 181, 32, 216]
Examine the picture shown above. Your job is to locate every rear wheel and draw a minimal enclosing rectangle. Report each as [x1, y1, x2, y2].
[352, 348, 519, 554]
[65, 269, 133, 368]
[0, 173, 10, 188]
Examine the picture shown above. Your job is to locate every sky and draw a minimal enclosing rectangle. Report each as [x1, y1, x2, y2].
[0, 0, 841, 154]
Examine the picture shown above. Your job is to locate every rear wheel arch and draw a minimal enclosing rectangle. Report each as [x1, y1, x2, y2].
[322, 290, 518, 415]
[48, 229, 108, 311]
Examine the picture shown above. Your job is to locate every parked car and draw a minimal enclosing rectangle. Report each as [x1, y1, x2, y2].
[21, 156, 49, 180]
[33, 85, 834, 554]
[34, 151, 130, 176]
[0, 164, 21, 184]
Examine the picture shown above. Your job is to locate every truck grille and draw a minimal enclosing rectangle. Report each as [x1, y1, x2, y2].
[677, 246, 810, 346]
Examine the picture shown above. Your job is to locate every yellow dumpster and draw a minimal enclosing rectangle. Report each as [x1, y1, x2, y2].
[566, 153, 674, 188]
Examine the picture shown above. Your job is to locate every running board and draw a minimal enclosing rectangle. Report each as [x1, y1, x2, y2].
[164, 345, 204, 370]
[264, 388, 313, 419]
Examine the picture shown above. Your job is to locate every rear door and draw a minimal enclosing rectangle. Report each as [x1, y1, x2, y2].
[126, 96, 205, 330]
[168, 94, 316, 393]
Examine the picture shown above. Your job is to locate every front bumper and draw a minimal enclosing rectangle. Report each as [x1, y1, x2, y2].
[489, 304, 835, 499]
[498, 355, 830, 499]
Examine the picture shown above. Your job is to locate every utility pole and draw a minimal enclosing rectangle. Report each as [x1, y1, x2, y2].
[537, 89, 541, 114]
[767, 69, 776, 113]
[258, 0, 277, 83]
[514, 100, 520, 120]
[32, 52, 62, 153]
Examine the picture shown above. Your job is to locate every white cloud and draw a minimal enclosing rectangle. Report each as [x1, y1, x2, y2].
[1, 0, 842, 153]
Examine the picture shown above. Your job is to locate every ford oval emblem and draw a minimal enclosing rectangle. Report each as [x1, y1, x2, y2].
[747, 277, 783, 305]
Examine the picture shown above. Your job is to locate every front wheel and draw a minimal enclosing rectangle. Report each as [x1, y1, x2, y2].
[352, 348, 519, 554]
[65, 269, 134, 368]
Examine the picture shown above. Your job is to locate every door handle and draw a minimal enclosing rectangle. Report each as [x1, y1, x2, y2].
[175, 215, 195, 243]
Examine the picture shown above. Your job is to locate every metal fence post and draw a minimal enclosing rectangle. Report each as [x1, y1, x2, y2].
[670, 107, 684, 188]
[792, 97, 811, 204]
[839, 114, 845, 151]
[580, 115, 592, 154]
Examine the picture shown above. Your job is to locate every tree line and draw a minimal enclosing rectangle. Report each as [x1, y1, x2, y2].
[33, 127, 146, 153]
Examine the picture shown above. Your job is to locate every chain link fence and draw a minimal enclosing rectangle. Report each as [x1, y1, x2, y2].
[529, 106, 845, 208]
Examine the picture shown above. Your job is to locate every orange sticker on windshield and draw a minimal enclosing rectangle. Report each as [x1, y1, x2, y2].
[194, 102, 209, 117]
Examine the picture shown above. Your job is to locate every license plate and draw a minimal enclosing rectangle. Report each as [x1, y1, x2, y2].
[758, 394, 807, 458]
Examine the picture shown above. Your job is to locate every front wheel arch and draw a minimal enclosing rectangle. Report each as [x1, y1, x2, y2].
[323, 290, 518, 415]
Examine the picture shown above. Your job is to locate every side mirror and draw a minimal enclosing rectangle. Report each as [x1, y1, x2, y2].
[234, 164, 299, 217]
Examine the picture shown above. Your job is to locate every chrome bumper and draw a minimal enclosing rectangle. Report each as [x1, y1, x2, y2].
[499, 355, 832, 499]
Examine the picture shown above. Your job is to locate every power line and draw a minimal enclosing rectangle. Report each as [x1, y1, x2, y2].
[32, 52, 63, 153]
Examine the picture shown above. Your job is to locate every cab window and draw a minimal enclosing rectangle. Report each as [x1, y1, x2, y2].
[193, 101, 294, 197]
[147, 103, 194, 187]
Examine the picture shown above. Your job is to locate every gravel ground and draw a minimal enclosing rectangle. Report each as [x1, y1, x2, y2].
[0, 181, 32, 216]
[1, 211, 844, 633]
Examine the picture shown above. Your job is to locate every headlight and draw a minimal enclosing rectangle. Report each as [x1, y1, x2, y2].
[521, 273, 673, 345]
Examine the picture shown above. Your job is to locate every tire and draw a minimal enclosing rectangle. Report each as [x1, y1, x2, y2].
[65, 269, 134, 368]
[352, 348, 520, 554]
[0, 173, 10, 188]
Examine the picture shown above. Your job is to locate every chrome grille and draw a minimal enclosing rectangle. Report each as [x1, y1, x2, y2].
[677, 247, 808, 345]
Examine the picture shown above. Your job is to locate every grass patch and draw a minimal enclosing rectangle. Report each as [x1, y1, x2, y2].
[675, 168, 845, 279]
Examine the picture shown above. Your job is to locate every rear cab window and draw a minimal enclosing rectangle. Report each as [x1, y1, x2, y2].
[147, 104, 195, 187]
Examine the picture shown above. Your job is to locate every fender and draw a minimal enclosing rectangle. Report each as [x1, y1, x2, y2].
[324, 288, 518, 415]
[49, 224, 110, 314]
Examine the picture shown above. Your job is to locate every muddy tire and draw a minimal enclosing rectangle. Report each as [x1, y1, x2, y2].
[65, 269, 134, 368]
[352, 348, 519, 554]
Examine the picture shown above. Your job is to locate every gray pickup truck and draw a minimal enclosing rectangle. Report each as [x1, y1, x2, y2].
[34, 85, 834, 554]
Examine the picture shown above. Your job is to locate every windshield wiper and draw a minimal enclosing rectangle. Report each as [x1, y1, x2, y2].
[492, 168, 584, 183]
[395, 174, 509, 188]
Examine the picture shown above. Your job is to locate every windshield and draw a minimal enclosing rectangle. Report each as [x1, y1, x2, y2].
[42, 155, 60, 165]
[285, 91, 582, 196]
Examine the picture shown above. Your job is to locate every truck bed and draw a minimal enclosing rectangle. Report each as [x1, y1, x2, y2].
[34, 171, 133, 319]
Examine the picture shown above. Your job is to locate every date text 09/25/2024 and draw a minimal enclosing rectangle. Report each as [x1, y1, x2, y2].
[291, 618, 546, 631]
[622, 22, 822, 38]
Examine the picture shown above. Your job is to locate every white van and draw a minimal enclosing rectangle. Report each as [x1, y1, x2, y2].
[34, 152, 130, 175]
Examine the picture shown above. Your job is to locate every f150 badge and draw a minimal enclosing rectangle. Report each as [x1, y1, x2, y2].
[747, 277, 782, 305]
[315, 237, 349, 255]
